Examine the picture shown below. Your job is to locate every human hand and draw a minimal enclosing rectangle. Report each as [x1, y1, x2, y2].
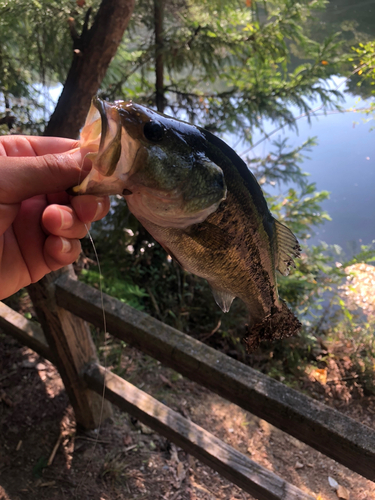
[0, 135, 110, 299]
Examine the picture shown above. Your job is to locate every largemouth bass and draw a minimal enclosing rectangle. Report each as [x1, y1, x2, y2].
[72, 97, 301, 350]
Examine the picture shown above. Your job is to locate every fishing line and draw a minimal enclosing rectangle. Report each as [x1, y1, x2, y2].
[85, 222, 108, 420]
[74, 223, 108, 497]
[72, 136, 109, 493]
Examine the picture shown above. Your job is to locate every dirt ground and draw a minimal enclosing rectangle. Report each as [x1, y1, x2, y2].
[0, 330, 375, 500]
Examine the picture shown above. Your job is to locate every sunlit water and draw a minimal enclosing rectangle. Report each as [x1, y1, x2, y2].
[245, 84, 375, 255]
[291, 102, 374, 253]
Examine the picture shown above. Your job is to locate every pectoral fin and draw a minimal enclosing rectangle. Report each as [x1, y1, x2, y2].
[274, 219, 301, 276]
[210, 287, 235, 313]
[160, 244, 184, 269]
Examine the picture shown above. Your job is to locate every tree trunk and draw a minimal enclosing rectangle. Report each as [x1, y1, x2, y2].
[154, 0, 165, 113]
[45, 0, 135, 139]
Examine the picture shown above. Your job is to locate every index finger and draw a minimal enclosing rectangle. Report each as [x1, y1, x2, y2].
[0, 149, 86, 204]
[0, 136, 79, 158]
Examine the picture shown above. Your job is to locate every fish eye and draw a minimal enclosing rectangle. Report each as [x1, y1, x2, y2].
[143, 120, 165, 142]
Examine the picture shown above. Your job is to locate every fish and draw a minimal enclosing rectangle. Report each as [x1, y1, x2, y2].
[71, 96, 301, 350]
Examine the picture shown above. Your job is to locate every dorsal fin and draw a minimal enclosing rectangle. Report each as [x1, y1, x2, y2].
[274, 220, 301, 276]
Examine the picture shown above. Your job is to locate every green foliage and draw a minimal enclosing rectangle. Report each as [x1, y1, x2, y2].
[79, 267, 148, 311]
[248, 137, 316, 188]
[103, 0, 345, 138]
[348, 40, 375, 119]
[0, 0, 101, 131]
[270, 183, 331, 239]
[0, 0, 354, 138]
[1, 0, 102, 83]
[247, 136, 331, 239]
[279, 241, 375, 315]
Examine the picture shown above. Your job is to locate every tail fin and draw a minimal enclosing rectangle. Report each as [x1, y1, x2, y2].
[245, 300, 301, 352]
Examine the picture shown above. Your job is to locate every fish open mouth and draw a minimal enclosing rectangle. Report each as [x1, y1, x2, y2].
[79, 96, 123, 178]
[69, 97, 126, 196]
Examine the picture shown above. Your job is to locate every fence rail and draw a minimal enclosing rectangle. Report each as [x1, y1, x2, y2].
[0, 300, 313, 500]
[55, 273, 375, 482]
[1, 266, 374, 500]
[85, 363, 314, 500]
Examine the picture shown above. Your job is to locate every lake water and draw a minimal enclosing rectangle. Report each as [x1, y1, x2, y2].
[236, 0, 375, 256]
[247, 84, 375, 255]
[289, 95, 374, 253]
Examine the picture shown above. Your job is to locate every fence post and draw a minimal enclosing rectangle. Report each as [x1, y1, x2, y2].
[27, 265, 112, 429]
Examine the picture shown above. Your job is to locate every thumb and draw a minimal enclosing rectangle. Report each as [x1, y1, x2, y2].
[0, 149, 88, 204]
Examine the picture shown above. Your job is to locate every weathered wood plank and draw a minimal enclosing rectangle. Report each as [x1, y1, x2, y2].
[0, 301, 52, 362]
[85, 363, 314, 500]
[27, 267, 112, 429]
[0, 302, 315, 498]
[55, 275, 375, 481]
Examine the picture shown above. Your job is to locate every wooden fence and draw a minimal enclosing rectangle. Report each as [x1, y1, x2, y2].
[1, 266, 374, 500]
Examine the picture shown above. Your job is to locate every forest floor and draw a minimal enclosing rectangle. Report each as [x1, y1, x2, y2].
[1, 319, 375, 500]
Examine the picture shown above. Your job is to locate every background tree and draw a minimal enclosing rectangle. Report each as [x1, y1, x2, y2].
[0, 0, 135, 137]
[102, 0, 343, 137]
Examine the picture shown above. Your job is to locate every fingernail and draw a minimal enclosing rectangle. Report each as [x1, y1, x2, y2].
[60, 237, 72, 253]
[59, 209, 74, 230]
[94, 197, 106, 220]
